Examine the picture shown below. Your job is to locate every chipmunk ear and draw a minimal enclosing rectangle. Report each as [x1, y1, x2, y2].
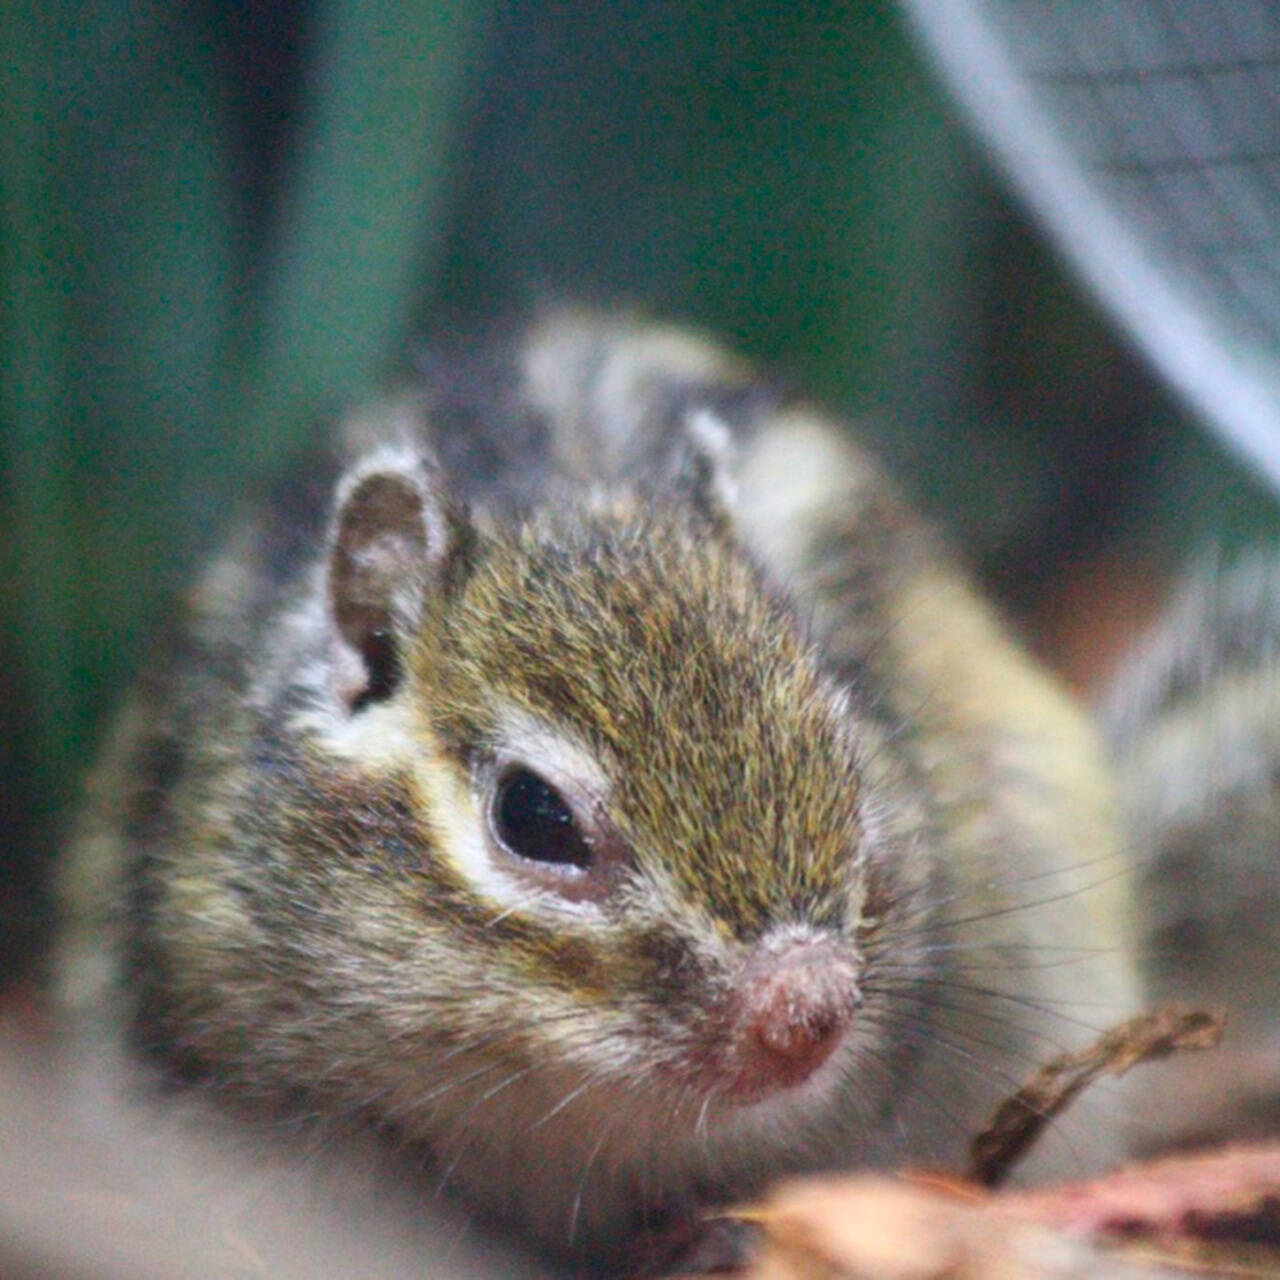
[326, 447, 459, 711]
[675, 407, 738, 534]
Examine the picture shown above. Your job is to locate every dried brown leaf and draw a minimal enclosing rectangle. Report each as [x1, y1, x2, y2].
[998, 1142, 1280, 1244]
[735, 1176, 1159, 1279]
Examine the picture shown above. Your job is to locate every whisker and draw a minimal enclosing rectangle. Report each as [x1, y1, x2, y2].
[910, 863, 1137, 941]
[862, 985, 1077, 1055]
[849, 1039, 973, 1159]
[870, 970, 1122, 1031]
[531, 1075, 600, 1131]
[857, 1000, 1052, 1080]
[570, 1102, 627, 1246]
[880, 846, 1137, 938]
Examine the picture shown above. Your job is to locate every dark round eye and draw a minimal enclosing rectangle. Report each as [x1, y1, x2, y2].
[491, 767, 594, 869]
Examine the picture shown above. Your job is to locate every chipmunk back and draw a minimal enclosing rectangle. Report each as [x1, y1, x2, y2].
[59, 312, 1139, 1272]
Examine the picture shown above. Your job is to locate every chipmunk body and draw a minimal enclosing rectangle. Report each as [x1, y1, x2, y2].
[1104, 556, 1280, 1149]
[60, 313, 1138, 1271]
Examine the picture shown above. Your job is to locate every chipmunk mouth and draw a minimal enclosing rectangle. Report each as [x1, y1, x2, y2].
[677, 933, 862, 1107]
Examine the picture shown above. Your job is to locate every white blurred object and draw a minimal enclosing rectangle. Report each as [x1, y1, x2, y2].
[902, 0, 1280, 493]
[0, 1025, 525, 1280]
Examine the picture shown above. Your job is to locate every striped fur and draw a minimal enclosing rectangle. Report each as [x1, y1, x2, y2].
[60, 312, 1138, 1271]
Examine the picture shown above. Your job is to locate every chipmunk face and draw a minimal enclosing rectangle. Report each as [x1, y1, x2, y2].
[418, 507, 873, 1097]
[307, 443, 910, 1131]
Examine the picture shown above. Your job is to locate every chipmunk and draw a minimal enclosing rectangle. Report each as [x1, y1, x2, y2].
[58, 311, 1139, 1274]
[1103, 554, 1280, 1151]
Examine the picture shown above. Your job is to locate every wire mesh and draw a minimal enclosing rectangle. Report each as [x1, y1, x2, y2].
[902, 0, 1280, 493]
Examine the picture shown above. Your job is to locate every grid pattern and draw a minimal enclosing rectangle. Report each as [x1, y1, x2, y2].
[999, 0, 1280, 351]
[904, 0, 1280, 484]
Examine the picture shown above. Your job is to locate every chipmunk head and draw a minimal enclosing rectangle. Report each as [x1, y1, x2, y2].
[303, 425, 921, 1136]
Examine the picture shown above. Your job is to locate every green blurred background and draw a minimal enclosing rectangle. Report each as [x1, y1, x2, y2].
[3, 0, 1278, 983]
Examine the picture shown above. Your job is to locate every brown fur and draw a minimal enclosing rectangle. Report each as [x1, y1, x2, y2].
[59, 312, 1139, 1272]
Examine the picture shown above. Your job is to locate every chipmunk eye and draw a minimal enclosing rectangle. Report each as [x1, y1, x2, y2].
[491, 767, 594, 869]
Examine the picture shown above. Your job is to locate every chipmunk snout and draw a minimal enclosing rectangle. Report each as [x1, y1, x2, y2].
[723, 936, 861, 1100]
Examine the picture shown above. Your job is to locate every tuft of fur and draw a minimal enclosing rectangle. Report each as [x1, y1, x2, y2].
[60, 312, 1139, 1272]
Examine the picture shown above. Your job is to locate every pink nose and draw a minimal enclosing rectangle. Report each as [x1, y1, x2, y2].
[734, 939, 860, 1092]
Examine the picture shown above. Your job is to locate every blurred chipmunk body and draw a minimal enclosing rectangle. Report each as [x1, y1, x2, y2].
[59, 313, 1138, 1270]
[1105, 556, 1280, 1150]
